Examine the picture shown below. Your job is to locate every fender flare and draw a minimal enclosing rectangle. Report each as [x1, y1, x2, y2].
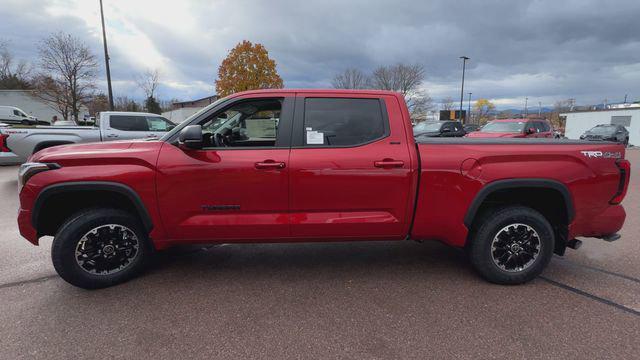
[33, 140, 75, 154]
[32, 181, 153, 232]
[464, 178, 575, 228]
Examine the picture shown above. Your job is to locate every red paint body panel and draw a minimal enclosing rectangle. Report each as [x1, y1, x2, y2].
[17, 89, 628, 252]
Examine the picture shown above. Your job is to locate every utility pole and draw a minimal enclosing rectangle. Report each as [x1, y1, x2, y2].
[459, 56, 469, 124]
[467, 92, 472, 124]
[100, 0, 114, 110]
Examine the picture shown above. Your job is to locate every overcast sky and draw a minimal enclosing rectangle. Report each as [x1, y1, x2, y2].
[1, 0, 639, 108]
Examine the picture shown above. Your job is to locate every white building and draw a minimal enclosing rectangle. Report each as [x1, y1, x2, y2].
[0, 90, 89, 123]
[162, 95, 218, 123]
[562, 108, 639, 146]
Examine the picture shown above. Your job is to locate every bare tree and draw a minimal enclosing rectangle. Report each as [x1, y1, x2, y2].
[0, 40, 32, 89]
[114, 96, 141, 112]
[136, 69, 160, 98]
[36, 33, 97, 121]
[332, 68, 370, 89]
[370, 63, 433, 119]
[31, 75, 71, 120]
[441, 97, 456, 111]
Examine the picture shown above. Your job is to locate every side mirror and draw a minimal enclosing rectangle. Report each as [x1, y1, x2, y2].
[526, 127, 536, 135]
[178, 125, 203, 150]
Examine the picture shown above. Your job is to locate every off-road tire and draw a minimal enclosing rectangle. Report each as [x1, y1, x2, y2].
[51, 208, 151, 289]
[468, 206, 554, 285]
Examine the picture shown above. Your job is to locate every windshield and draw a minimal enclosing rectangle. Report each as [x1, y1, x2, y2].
[481, 121, 525, 133]
[413, 122, 441, 134]
[159, 97, 229, 141]
[588, 125, 616, 134]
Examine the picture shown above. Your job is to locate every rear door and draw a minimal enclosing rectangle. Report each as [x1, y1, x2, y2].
[288, 94, 414, 240]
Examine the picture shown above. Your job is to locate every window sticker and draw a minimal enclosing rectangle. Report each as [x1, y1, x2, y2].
[306, 130, 324, 144]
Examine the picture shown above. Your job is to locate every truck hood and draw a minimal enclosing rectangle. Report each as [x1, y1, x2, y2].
[465, 131, 524, 138]
[30, 140, 161, 164]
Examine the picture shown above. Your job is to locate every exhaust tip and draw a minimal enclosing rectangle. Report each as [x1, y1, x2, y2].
[567, 239, 582, 250]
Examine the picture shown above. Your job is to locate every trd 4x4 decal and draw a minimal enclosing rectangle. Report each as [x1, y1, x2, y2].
[580, 151, 622, 159]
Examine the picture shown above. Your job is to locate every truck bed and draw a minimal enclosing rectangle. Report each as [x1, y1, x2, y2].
[411, 138, 625, 246]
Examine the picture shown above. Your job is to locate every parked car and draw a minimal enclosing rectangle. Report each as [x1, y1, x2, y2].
[413, 121, 465, 137]
[0, 106, 40, 125]
[580, 124, 629, 146]
[0, 111, 175, 164]
[466, 118, 554, 138]
[463, 123, 481, 133]
[16, 89, 629, 289]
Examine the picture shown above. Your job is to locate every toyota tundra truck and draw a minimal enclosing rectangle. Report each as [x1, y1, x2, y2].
[17, 89, 630, 289]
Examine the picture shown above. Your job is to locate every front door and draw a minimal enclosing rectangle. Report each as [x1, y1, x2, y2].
[156, 96, 293, 241]
[288, 94, 415, 240]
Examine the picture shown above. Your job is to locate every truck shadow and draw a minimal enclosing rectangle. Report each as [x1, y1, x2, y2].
[145, 241, 472, 282]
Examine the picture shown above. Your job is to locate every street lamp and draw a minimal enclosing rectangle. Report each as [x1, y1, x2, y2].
[459, 56, 470, 123]
[100, 0, 114, 110]
[467, 92, 472, 124]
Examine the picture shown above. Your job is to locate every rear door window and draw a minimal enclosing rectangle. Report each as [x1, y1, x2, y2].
[303, 98, 386, 146]
[110, 116, 149, 131]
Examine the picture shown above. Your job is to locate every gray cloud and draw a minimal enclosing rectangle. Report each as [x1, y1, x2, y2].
[1, 0, 640, 107]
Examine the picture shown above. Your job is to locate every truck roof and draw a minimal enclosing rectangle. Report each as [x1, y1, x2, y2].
[227, 88, 403, 97]
[99, 111, 165, 117]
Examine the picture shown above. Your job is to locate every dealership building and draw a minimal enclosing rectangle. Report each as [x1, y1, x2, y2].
[562, 105, 640, 146]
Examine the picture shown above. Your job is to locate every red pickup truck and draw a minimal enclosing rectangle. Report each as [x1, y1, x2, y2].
[17, 89, 630, 289]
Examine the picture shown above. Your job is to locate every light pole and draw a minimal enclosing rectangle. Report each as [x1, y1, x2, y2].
[467, 92, 472, 124]
[538, 101, 542, 116]
[459, 56, 469, 124]
[100, 0, 114, 110]
[524, 97, 528, 117]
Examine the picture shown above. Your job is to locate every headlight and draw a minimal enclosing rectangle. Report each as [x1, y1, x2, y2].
[18, 162, 60, 191]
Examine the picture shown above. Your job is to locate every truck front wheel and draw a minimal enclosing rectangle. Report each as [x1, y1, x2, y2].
[51, 208, 152, 289]
[468, 206, 554, 285]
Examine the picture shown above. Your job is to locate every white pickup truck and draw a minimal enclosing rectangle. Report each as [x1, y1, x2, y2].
[0, 111, 175, 165]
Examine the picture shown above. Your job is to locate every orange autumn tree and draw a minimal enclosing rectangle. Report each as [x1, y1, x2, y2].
[215, 40, 284, 97]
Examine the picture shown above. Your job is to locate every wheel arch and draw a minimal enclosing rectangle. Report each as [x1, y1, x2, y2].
[32, 181, 153, 237]
[464, 179, 574, 255]
[464, 179, 574, 228]
[33, 140, 76, 154]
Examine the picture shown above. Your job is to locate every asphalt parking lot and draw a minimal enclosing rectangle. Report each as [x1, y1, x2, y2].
[1, 151, 639, 359]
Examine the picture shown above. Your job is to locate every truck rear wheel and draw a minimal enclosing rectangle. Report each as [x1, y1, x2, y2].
[51, 208, 151, 289]
[468, 206, 554, 285]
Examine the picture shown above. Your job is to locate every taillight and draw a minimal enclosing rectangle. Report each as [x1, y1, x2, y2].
[0, 134, 9, 152]
[610, 159, 630, 204]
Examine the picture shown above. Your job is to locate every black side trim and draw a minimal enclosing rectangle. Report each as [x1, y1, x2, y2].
[33, 141, 75, 154]
[32, 181, 154, 232]
[464, 178, 575, 227]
